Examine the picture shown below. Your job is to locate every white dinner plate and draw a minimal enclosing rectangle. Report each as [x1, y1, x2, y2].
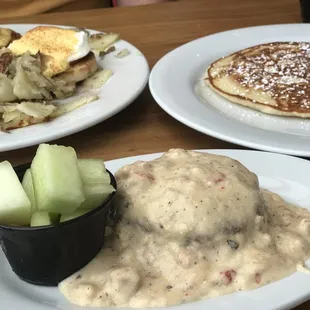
[149, 24, 310, 157]
[1, 149, 310, 310]
[0, 24, 149, 152]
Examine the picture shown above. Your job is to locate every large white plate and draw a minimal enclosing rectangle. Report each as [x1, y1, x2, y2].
[0, 24, 149, 152]
[1, 149, 310, 310]
[149, 24, 310, 157]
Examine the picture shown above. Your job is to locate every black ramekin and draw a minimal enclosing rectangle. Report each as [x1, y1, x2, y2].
[0, 163, 116, 286]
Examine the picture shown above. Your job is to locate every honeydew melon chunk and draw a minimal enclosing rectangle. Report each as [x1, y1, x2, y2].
[60, 209, 89, 223]
[22, 169, 37, 212]
[31, 144, 85, 214]
[0, 161, 31, 226]
[30, 212, 60, 227]
[79, 183, 115, 210]
[77, 159, 110, 185]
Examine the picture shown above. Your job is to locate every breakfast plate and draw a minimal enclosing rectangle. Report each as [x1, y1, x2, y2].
[0, 24, 149, 152]
[149, 24, 310, 157]
[1, 149, 310, 310]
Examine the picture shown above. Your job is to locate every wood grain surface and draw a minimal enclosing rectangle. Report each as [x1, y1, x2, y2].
[0, 0, 110, 18]
[0, 1, 309, 309]
[0, 0, 302, 164]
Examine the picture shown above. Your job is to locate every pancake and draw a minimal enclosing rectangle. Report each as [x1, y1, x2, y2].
[206, 42, 310, 118]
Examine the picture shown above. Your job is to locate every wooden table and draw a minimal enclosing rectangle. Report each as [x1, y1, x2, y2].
[0, 1, 308, 309]
[0, 0, 302, 164]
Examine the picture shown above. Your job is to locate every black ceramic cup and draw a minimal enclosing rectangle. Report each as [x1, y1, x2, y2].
[0, 163, 117, 286]
[300, 0, 310, 23]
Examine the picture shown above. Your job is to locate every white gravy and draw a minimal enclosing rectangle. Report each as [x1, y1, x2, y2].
[59, 149, 310, 308]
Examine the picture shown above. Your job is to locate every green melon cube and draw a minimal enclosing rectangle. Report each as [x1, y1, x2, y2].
[0, 161, 31, 226]
[77, 159, 110, 185]
[22, 168, 37, 212]
[30, 212, 59, 227]
[31, 144, 85, 214]
[60, 209, 89, 223]
[79, 183, 115, 209]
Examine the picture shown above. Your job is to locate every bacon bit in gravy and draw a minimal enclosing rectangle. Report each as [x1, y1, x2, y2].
[220, 270, 236, 284]
[135, 173, 155, 181]
[214, 177, 225, 183]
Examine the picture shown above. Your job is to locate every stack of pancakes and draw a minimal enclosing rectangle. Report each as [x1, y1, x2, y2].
[206, 42, 310, 118]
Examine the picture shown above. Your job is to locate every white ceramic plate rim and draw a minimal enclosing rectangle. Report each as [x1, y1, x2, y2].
[149, 23, 310, 157]
[0, 24, 149, 152]
[1, 149, 310, 310]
